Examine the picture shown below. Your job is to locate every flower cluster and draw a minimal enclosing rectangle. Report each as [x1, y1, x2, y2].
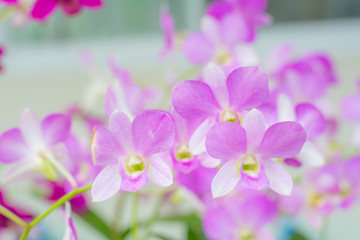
[0, 0, 359, 239]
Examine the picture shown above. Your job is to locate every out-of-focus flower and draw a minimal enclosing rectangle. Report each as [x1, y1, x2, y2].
[30, 0, 103, 21]
[159, 4, 175, 58]
[267, 46, 337, 102]
[0, 190, 32, 233]
[91, 110, 175, 202]
[276, 94, 326, 167]
[165, 110, 219, 173]
[203, 189, 277, 240]
[105, 59, 161, 119]
[182, 0, 269, 67]
[304, 156, 360, 228]
[206, 109, 306, 197]
[172, 64, 269, 156]
[62, 201, 77, 240]
[0, 109, 72, 185]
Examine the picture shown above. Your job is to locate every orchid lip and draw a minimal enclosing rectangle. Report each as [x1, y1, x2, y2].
[124, 155, 145, 177]
[241, 154, 260, 178]
[220, 110, 239, 123]
[175, 143, 193, 162]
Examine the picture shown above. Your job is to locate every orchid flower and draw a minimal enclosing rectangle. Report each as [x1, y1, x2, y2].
[0, 109, 76, 187]
[159, 3, 175, 58]
[182, 0, 270, 67]
[91, 110, 175, 202]
[166, 110, 220, 173]
[62, 201, 77, 240]
[276, 94, 326, 167]
[30, 0, 102, 21]
[203, 190, 277, 240]
[172, 63, 269, 156]
[205, 109, 306, 197]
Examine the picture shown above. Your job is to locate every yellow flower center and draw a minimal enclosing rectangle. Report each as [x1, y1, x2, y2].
[215, 47, 231, 65]
[239, 228, 253, 240]
[124, 155, 145, 177]
[242, 154, 260, 178]
[175, 143, 193, 162]
[220, 110, 239, 123]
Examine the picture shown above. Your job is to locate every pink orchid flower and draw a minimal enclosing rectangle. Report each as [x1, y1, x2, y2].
[159, 3, 175, 58]
[203, 189, 277, 240]
[183, 0, 269, 67]
[205, 109, 306, 197]
[62, 201, 77, 240]
[30, 0, 103, 21]
[0, 0, 18, 5]
[276, 94, 326, 167]
[165, 110, 220, 173]
[172, 64, 269, 156]
[91, 110, 175, 202]
[105, 59, 161, 119]
[0, 109, 74, 186]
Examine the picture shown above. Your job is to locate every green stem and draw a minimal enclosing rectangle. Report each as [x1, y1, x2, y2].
[78, 209, 112, 239]
[110, 194, 126, 240]
[131, 192, 140, 240]
[19, 185, 92, 240]
[0, 205, 28, 228]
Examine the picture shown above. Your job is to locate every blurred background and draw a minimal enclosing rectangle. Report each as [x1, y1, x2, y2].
[0, 0, 360, 239]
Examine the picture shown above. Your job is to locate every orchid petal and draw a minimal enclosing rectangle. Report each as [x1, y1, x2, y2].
[31, 0, 57, 21]
[91, 164, 122, 202]
[211, 160, 241, 198]
[0, 128, 30, 163]
[206, 122, 246, 160]
[42, 114, 71, 146]
[227, 66, 269, 111]
[91, 126, 123, 166]
[172, 80, 221, 119]
[147, 155, 173, 187]
[296, 103, 325, 138]
[264, 159, 293, 195]
[182, 32, 214, 65]
[189, 117, 214, 155]
[259, 122, 306, 159]
[297, 141, 325, 167]
[243, 109, 267, 152]
[277, 94, 296, 121]
[20, 109, 45, 152]
[109, 111, 133, 153]
[132, 111, 175, 156]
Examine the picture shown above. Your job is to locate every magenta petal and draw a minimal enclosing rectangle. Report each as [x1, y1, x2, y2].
[147, 155, 173, 187]
[211, 160, 241, 198]
[264, 159, 293, 195]
[243, 109, 267, 152]
[42, 114, 71, 146]
[63, 202, 78, 240]
[132, 111, 175, 156]
[79, 0, 102, 7]
[227, 66, 269, 111]
[31, 0, 57, 21]
[239, 165, 269, 190]
[91, 126, 123, 166]
[0, 128, 29, 163]
[182, 32, 214, 65]
[295, 103, 325, 138]
[91, 164, 122, 202]
[206, 122, 246, 160]
[172, 80, 221, 119]
[259, 122, 306, 159]
[109, 111, 134, 153]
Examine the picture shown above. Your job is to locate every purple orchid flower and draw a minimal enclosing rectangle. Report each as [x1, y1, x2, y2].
[203, 189, 277, 240]
[91, 110, 175, 202]
[172, 64, 269, 156]
[0, 109, 74, 186]
[205, 109, 306, 197]
[159, 3, 175, 58]
[182, 0, 269, 67]
[30, 0, 103, 21]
